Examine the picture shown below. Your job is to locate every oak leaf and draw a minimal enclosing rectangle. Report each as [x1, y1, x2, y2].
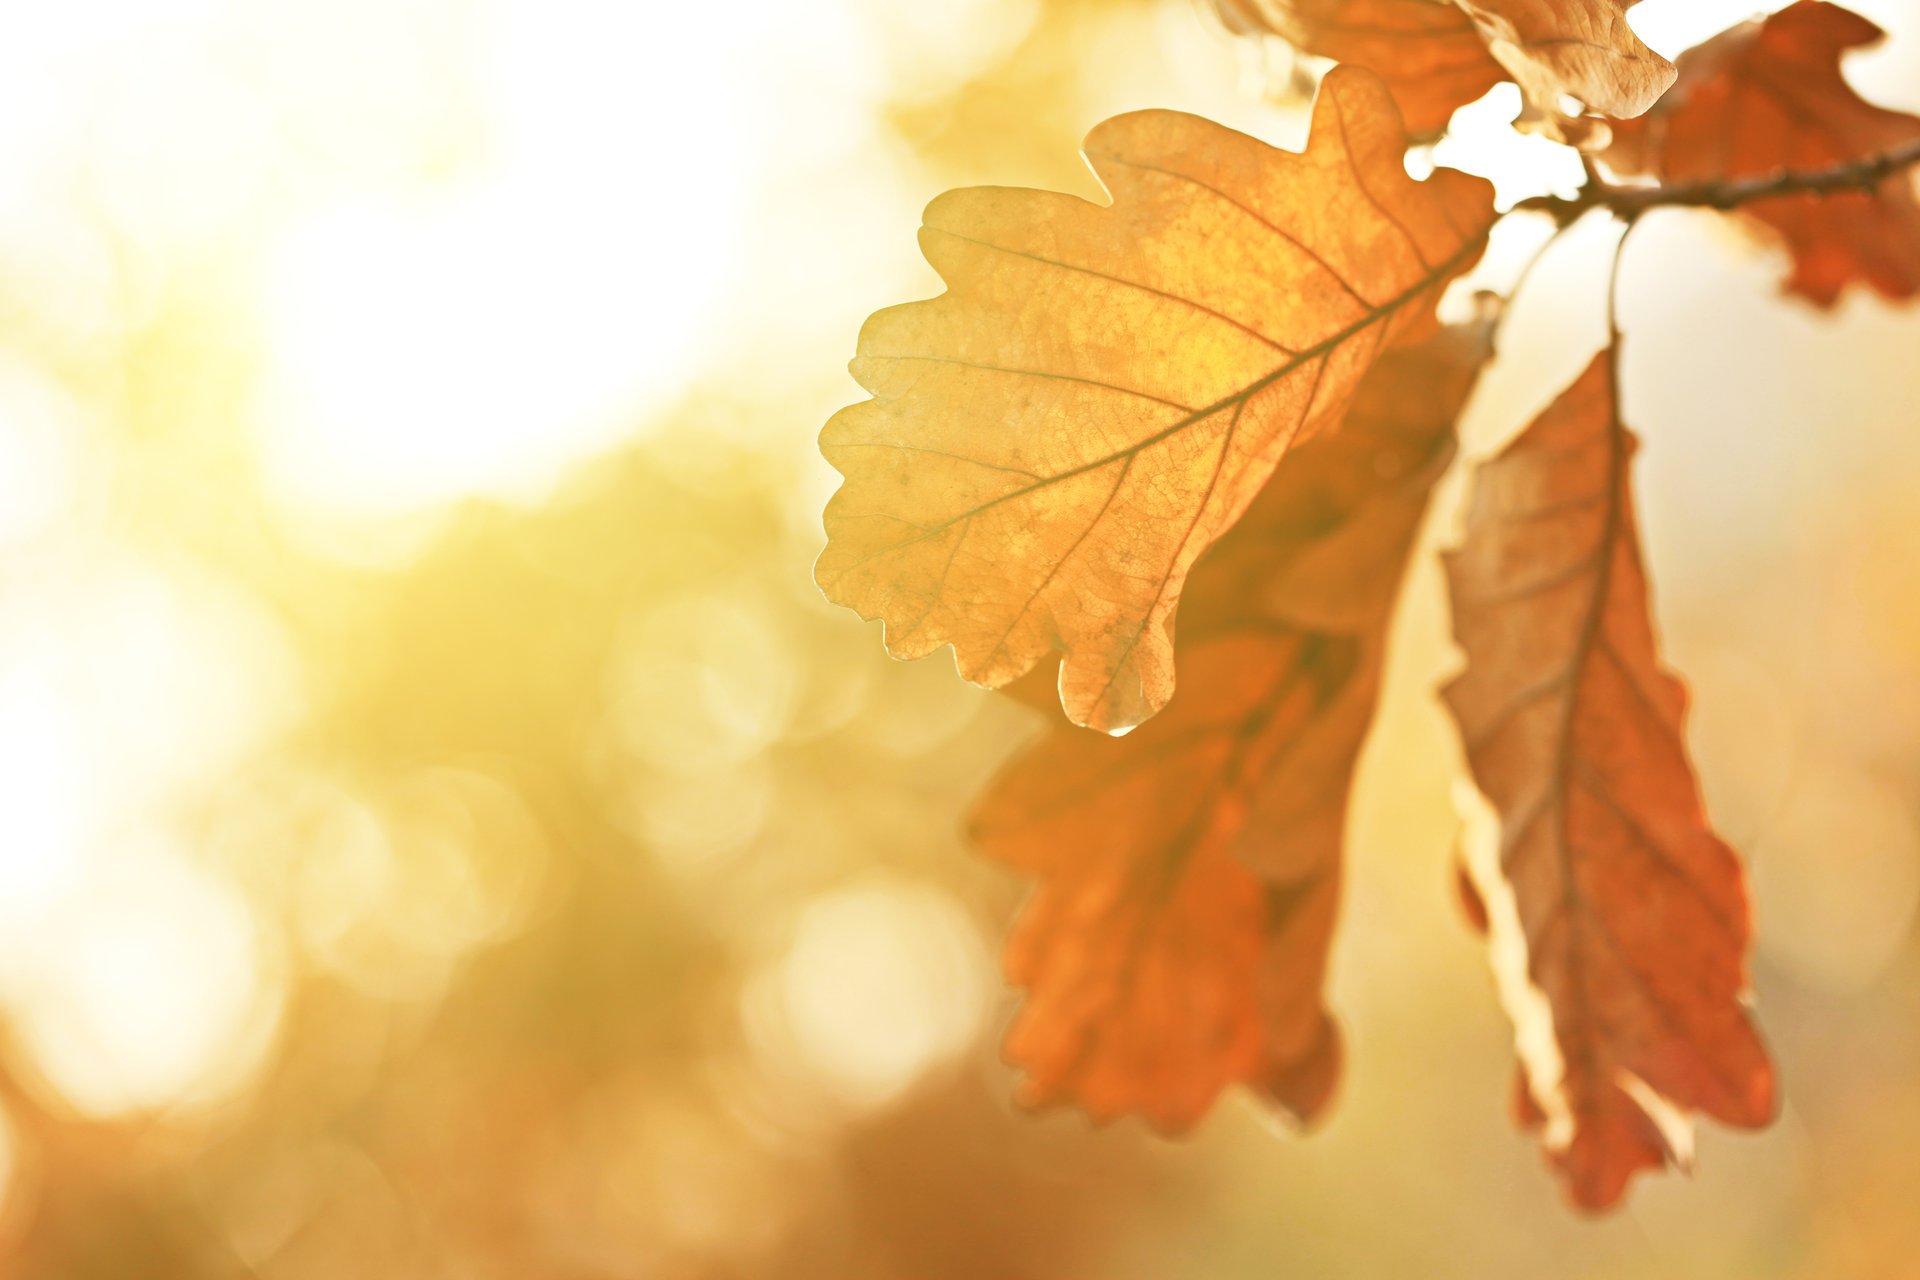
[971, 325, 1486, 1131]
[1212, 0, 1508, 138]
[1444, 351, 1776, 1209]
[1605, 0, 1920, 307]
[1452, 0, 1672, 134]
[816, 67, 1494, 733]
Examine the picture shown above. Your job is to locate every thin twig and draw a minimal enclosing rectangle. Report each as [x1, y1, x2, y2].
[1514, 136, 1920, 225]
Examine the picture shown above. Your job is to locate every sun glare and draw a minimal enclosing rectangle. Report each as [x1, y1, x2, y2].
[0, 551, 298, 1114]
[254, 2, 758, 525]
[6, 849, 279, 1118]
[746, 880, 992, 1111]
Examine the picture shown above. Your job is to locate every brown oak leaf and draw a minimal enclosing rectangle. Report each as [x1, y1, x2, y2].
[1444, 351, 1776, 1209]
[816, 67, 1494, 733]
[1605, 0, 1920, 307]
[970, 325, 1487, 1131]
[1212, 0, 1508, 138]
[1452, 0, 1672, 135]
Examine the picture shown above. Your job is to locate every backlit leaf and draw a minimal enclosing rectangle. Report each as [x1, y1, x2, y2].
[817, 67, 1494, 733]
[1605, 0, 1920, 307]
[1212, 0, 1508, 138]
[1444, 351, 1776, 1209]
[1452, 0, 1673, 134]
[970, 325, 1486, 1130]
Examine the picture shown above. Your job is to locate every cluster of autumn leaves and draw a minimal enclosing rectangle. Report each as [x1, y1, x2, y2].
[1217, 0, 1663, 140]
[814, 0, 1920, 1210]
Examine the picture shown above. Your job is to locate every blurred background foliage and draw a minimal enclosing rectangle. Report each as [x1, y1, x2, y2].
[1, 0, 1919, 1275]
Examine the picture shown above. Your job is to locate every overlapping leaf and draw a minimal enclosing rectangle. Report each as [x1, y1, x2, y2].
[1212, 0, 1507, 138]
[1444, 352, 1776, 1209]
[1606, 0, 1920, 307]
[817, 67, 1494, 733]
[1453, 0, 1672, 135]
[971, 326, 1486, 1131]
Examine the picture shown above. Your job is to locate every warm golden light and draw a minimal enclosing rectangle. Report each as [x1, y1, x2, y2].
[8, 849, 277, 1118]
[0, 0, 1916, 1273]
[746, 879, 992, 1110]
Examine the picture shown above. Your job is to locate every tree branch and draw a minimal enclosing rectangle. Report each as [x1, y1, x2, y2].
[1515, 136, 1920, 225]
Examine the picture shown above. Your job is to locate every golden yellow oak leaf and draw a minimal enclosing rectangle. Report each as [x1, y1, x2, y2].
[815, 67, 1495, 732]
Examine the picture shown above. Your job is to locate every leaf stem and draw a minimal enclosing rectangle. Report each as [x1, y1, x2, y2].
[1606, 220, 1633, 354]
[1514, 136, 1920, 225]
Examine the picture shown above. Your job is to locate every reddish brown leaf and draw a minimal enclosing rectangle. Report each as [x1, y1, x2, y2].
[1605, 0, 1920, 307]
[816, 67, 1494, 733]
[1212, 0, 1508, 138]
[1444, 351, 1776, 1209]
[970, 325, 1487, 1131]
[1452, 0, 1672, 135]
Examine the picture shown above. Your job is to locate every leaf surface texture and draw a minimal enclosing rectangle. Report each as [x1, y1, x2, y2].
[1452, 0, 1672, 131]
[1445, 352, 1775, 1209]
[817, 67, 1493, 732]
[1606, 0, 1920, 307]
[971, 326, 1486, 1130]
[1214, 0, 1508, 137]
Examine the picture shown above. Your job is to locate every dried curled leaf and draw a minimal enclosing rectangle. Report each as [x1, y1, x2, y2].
[1444, 352, 1776, 1210]
[1452, 0, 1672, 134]
[817, 67, 1494, 733]
[1606, 0, 1920, 307]
[1212, 0, 1508, 138]
[971, 326, 1485, 1131]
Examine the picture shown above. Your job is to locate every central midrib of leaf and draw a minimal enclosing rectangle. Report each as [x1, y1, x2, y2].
[891, 225, 1491, 542]
[1540, 344, 1628, 1107]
